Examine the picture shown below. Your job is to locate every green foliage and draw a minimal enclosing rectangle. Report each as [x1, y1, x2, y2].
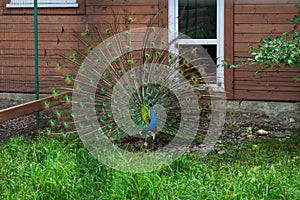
[224, 2, 300, 81]
[0, 131, 299, 199]
[248, 30, 299, 69]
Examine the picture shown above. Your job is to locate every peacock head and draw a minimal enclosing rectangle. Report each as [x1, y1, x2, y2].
[149, 101, 156, 107]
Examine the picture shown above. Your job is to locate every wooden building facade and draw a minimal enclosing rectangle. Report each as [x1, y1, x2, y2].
[0, 0, 299, 101]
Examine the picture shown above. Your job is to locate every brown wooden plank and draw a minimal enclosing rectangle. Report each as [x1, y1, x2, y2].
[234, 43, 254, 54]
[234, 52, 254, 58]
[0, 39, 149, 51]
[0, 23, 157, 33]
[235, 64, 300, 74]
[86, 5, 160, 15]
[0, 41, 79, 50]
[234, 70, 300, 82]
[234, 4, 298, 14]
[234, 14, 296, 24]
[0, 32, 80, 43]
[0, 48, 102, 58]
[0, 79, 70, 93]
[224, 0, 234, 99]
[0, 15, 85, 24]
[158, 0, 168, 28]
[0, 72, 70, 79]
[0, 46, 111, 57]
[0, 66, 65, 75]
[0, 49, 146, 70]
[234, 24, 296, 34]
[0, 14, 157, 24]
[0, 24, 82, 33]
[0, 50, 74, 58]
[0, 57, 71, 68]
[233, 59, 300, 72]
[0, 41, 90, 51]
[235, 80, 300, 87]
[235, 67, 300, 73]
[86, 0, 159, 6]
[0, 92, 71, 123]
[0, 32, 149, 44]
[235, 0, 296, 4]
[86, 14, 159, 24]
[0, 75, 67, 83]
[234, 33, 284, 43]
[0, 77, 66, 83]
[233, 64, 300, 72]
[0, 49, 67, 57]
[234, 90, 300, 102]
[0, 87, 67, 94]
[235, 81, 300, 91]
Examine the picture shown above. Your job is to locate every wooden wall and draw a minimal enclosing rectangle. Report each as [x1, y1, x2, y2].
[232, 0, 300, 101]
[0, 0, 164, 94]
[0, 0, 85, 93]
[0, 0, 299, 102]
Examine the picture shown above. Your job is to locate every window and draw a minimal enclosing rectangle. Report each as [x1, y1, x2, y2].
[6, 0, 78, 8]
[168, 0, 224, 86]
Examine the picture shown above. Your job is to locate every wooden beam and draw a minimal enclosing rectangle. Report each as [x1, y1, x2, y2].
[224, 0, 234, 99]
[0, 92, 71, 123]
[158, 0, 168, 28]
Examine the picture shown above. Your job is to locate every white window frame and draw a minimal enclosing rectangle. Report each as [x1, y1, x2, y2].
[6, 0, 78, 8]
[168, 0, 224, 87]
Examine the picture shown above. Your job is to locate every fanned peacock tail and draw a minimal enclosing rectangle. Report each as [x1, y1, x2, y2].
[44, 12, 226, 152]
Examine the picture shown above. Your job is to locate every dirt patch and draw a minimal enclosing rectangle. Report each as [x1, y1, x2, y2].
[0, 109, 53, 144]
[1, 104, 298, 152]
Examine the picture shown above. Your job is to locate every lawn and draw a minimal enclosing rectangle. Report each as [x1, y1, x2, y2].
[0, 131, 299, 200]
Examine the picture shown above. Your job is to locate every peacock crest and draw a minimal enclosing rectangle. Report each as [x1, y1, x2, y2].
[43, 12, 226, 171]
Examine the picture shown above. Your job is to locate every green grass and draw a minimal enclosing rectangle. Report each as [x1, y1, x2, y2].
[0, 131, 299, 200]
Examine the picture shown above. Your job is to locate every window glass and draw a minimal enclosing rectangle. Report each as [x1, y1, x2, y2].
[179, 0, 217, 39]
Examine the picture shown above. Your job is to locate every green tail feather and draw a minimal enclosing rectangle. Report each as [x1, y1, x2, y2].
[45, 13, 224, 149]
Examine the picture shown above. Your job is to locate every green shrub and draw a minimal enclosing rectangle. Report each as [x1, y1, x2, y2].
[223, 2, 300, 81]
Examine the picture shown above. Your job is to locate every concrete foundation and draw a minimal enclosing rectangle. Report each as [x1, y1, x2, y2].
[1, 92, 299, 122]
[227, 100, 300, 122]
[0, 93, 47, 103]
[0, 93, 48, 110]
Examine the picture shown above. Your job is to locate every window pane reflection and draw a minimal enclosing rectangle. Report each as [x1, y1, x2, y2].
[179, 0, 217, 39]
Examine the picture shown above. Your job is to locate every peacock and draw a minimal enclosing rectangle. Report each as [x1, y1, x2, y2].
[43, 12, 227, 159]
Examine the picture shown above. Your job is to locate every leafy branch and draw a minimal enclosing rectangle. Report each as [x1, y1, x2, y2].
[223, 2, 300, 81]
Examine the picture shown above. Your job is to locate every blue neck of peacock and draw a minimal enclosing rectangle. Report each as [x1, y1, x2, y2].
[144, 106, 157, 133]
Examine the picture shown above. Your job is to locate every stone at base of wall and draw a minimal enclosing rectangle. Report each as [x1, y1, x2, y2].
[0, 93, 48, 109]
[227, 100, 300, 122]
[0, 93, 48, 102]
[1, 92, 299, 123]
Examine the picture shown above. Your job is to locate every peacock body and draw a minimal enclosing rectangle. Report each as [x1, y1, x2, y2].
[44, 13, 226, 163]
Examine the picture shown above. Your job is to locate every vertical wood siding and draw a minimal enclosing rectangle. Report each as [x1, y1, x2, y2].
[1, 0, 299, 102]
[233, 0, 300, 101]
[0, 0, 160, 93]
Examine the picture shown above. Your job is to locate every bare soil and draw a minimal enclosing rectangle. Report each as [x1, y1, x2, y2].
[1, 102, 298, 152]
